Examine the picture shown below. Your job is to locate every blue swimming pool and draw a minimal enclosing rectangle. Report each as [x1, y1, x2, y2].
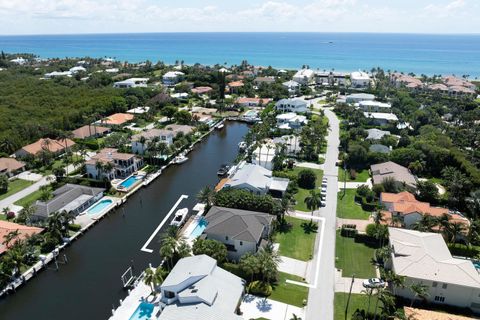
[473, 260, 480, 270]
[129, 302, 154, 320]
[244, 110, 257, 117]
[120, 176, 142, 189]
[87, 199, 113, 215]
[189, 218, 208, 238]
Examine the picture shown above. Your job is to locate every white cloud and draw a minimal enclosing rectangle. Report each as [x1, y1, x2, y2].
[424, 0, 466, 17]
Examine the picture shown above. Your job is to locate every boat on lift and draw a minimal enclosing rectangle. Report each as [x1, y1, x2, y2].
[170, 208, 189, 227]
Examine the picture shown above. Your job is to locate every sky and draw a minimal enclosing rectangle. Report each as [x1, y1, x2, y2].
[0, 0, 479, 35]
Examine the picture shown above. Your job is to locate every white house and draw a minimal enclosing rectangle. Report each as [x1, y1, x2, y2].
[275, 98, 309, 113]
[276, 113, 308, 130]
[358, 100, 392, 113]
[251, 143, 276, 170]
[315, 71, 348, 87]
[86, 148, 143, 180]
[159, 255, 244, 320]
[44, 71, 73, 78]
[293, 69, 315, 85]
[203, 206, 274, 261]
[282, 80, 300, 96]
[387, 228, 480, 313]
[162, 71, 185, 86]
[131, 129, 174, 154]
[346, 93, 375, 104]
[350, 71, 372, 88]
[10, 57, 26, 65]
[69, 66, 86, 73]
[363, 112, 398, 125]
[113, 78, 149, 88]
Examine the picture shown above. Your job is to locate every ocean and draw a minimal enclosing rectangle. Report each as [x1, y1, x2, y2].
[0, 32, 479, 77]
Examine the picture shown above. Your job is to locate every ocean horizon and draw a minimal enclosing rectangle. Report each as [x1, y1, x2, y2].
[1, 32, 479, 78]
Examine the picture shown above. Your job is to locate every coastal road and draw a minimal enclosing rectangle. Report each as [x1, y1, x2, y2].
[305, 107, 340, 320]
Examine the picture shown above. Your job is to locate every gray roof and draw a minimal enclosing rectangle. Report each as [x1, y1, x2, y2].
[371, 161, 416, 188]
[204, 206, 273, 243]
[346, 93, 375, 100]
[369, 144, 391, 154]
[226, 163, 272, 192]
[275, 98, 307, 107]
[366, 128, 390, 140]
[131, 128, 174, 142]
[34, 184, 104, 218]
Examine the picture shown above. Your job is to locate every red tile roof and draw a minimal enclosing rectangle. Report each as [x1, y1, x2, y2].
[0, 221, 44, 254]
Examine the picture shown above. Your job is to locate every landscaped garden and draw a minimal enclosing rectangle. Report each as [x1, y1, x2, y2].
[338, 168, 370, 182]
[269, 272, 309, 307]
[336, 189, 371, 220]
[14, 186, 53, 207]
[0, 179, 34, 201]
[275, 216, 317, 261]
[335, 230, 376, 278]
[284, 166, 323, 212]
[334, 293, 382, 320]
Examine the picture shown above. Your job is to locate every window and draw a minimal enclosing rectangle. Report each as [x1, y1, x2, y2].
[432, 282, 438, 287]
[225, 236, 229, 241]
[442, 283, 448, 289]
[434, 296, 445, 303]
[240, 241, 243, 246]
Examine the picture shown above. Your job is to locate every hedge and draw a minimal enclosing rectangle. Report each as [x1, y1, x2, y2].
[248, 281, 272, 296]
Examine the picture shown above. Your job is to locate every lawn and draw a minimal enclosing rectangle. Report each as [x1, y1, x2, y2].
[14, 186, 52, 207]
[334, 293, 381, 320]
[0, 214, 6, 220]
[288, 167, 324, 211]
[335, 231, 376, 278]
[338, 168, 370, 182]
[275, 216, 317, 261]
[269, 272, 309, 307]
[0, 179, 34, 201]
[337, 189, 371, 220]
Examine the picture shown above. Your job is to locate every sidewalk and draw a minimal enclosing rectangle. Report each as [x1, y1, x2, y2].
[278, 255, 309, 279]
[337, 179, 372, 190]
[241, 294, 305, 320]
[335, 269, 368, 294]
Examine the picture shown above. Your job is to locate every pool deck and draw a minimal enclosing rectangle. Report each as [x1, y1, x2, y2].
[75, 196, 121, 228]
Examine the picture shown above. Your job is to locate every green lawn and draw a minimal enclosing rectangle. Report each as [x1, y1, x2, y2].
[269, 272, 309, 307]
[0, 179, 34, 201]
[335, 231, 376, 278]
[290, 167, 324, 185]
[337, 189, 371, 220]
[275, 216, 317, 261]
[14, 186, 52, 207]
[334, 293, 381, 320]
[0, 214, 7, 220]
[289, 167, 324, 211]
[338, 168, 370, 182]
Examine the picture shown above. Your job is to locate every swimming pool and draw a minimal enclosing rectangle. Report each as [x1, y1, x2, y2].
[87, 199, 113, 215]
[189, 218, 208, 239]
[119, 176, 142, 189]
[128, 302, 154, 320]
[473, 260, 480, 270]
[244, 110, 257, 117]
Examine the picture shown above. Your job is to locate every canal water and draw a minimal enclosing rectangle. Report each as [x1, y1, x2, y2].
[0, 122, 249, 320]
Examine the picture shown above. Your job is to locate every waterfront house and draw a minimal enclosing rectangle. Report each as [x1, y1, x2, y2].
[371, 161, 416, 189]
[44, 71, 72, 78]
[235, 97, 272, 108]
[158, 255, 244, 320]
[10, 57, 26, 65]
[251, 142, 276, 170]
[0, 158, 26, 177]
[86, 148, 143, 180]
[386, 227, 480, 313]
[276, 113, 308, 130]
[275, 98, 309, 113]
[350, 71, 372, 88]
[72, 125, 110, 139]
[203, 206, 274, 261]
[15, 138, 75, 158]
[363, 112, 399, 125]
[131, 129, 174, 154]
[366, 128, 391, 141]
[293, 69, 315, 85]
[164, 124, 195, 136]
[113, 78, 149, 88]
[358, 100, 392, 113]
[100, 113, 134, 126]
[346, 93, 375, 104]
[32, 184, 104, 220]
[282, 80, 300, 96]
[0, 221, 43, 254]
[224, 163, 289, 197]
[390, 73, 423, 90]
[315, 71, 347, 87]
[272, 135, 301, 155]
[162, 71, 185, 86]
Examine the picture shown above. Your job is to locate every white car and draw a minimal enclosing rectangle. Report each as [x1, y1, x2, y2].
[362, 278, 385, 289]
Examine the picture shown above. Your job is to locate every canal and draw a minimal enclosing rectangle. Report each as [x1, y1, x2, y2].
[0, 122, 249, 320]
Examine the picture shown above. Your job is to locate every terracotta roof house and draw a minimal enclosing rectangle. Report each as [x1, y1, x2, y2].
[72, 125, 111, 139]
[203, 206, 274, 261]
[404, 307, 475, 320]
[390, 73, 423, 90]
[164, 124, 195, 136]
[15, 138, 75, 158]
[371, 161, 416, 189]
[0, 158, 26, 177]
[235, 97, 272, 107]
[100, 113, 134, 126]
[227, 81, 244, 94]
[191, 86, 213, 95]
[0, 221, 44, 254]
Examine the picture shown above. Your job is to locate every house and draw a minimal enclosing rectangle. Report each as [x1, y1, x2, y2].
[44, 71, 72, 78]
[254, 76, 276, 85]
[158, 255, 244, 320]
[10, 57, 26, 65]
[380, 191, 468, 229]
[346, 93, 375, 104]
[428, 83, 449, 93]
[315, 71, 348, 87]
[164, 124, 195, 136]
[224, 163, 289, 197]
[390, 73, 423, 90]
[369, 144, 391, 154]
[371, 161, 416, 189]
[72, 125, 110, 139]
[227, 81, 244, 94]
[191, 86, 213, 95]
[366, 128, 391, 141]
[0, 221, 43, 254]
[15, 138, 75, 158]
[0, 158, 26, 177]
[272, 135, 301, 155]
[363, 112, 399, 125]
[113, 78, 149, 88]
[282, 80, 300, 96]
[276, 113, 308, 130]
[358, 101, 392, 113]
[162, 71, 185, 86]
[131, 129, 175, 154]
[32, 184, 104, 220]
[293, 69, 315, 85]
[100, 113, 134, 126]
[251, 142, 276, 170]
[69, 66, 86, 74]
[404, 307, 474, 320]
[387, 227, 480, 313]
[275, 98, 309, 113]
[203, 206, 274, 260]
[127, 106, 150, 114]
[350, 71, 372, 88]
[86, 148, 143, 180]
[235, 97, 272, 107]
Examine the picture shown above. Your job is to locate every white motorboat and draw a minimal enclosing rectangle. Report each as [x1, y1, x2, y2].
[170, 208, 189, 227]
[238, 141, 247, 151]
[173, 154, 188, 164]
[216, 123, 224, 130]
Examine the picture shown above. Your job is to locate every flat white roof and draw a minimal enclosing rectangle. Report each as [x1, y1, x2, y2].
[364, 112, 398, 121]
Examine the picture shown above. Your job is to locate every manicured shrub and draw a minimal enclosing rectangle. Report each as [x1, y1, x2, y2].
[6, 211, 15, 220]
[68, 224, 82, 232]
[248, 280, 272, 296]
[297, 169, 316, 189]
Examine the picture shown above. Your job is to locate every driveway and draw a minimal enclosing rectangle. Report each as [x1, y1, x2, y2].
[336, 218, 373, 232]
[278, 255, 309, 279]
[295, 162, 324, 170]
[337, 179, 372, 191]
[0, 175, 53, 211]
[335, 269, 368, 294]
[241, 294, 305, 320]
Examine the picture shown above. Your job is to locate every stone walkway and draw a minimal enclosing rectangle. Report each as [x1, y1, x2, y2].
[241, 294, 305, 320]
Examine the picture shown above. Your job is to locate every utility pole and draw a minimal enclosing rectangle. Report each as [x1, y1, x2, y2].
[345, 273, 355, 320]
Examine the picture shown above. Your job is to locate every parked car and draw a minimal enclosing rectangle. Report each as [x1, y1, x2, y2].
[362, 278, 385, 288]
[321, 187, 327, 193]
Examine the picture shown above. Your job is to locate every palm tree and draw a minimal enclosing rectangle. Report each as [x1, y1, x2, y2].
[95, 161, 104, 180]
[467, 189, 480, 219]
[412, 214, 436, 232]
[239, 253, 260, 283]
[290, 314, 302, 320]
[361, 287, 374, 316]
[410, 282, 429, 307]
[144, 266, 166, 294]
[447, 222, 466, 247]
[197, 186, 215, 208]
[304, 190, 322, 222]
[376, 288, 396, 318]
[256, 243, 281, 283]
[2, 230, 20, 248]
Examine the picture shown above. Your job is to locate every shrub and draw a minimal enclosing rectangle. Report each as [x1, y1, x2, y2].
[6, 211, 15, 220]
[297, 169, 316, 189]
[248, 280, 272, 296]
[341, 227, 358, 238]
[68, 224, 82, 232]
[356, 185, 371, 197]
[349, 169, 357, 180]
[273, 170, 298, 182]
[365, 224, 378, 238]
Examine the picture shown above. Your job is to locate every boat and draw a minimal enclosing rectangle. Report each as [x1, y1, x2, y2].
[216, 123, 224, 130]
[238, 141, 247, 151]
[170, 208, 189, 227]
[173, 155, 188, 164]
[217, 164, 231, 176]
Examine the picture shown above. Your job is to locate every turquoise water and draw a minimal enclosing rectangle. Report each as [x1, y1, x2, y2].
[129, 302, 154, 320]
[189, 218, 208, 238]
[473, 261, 480, 270]
[244, 110, 258, 117]
[0, 33, 479, 77]
[120, 176, 141, 189]
[87, 199, 113, 215]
